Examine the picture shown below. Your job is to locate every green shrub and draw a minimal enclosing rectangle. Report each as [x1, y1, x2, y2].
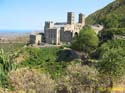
[19, 47, 72, 79]
[0, 49, 12, 88]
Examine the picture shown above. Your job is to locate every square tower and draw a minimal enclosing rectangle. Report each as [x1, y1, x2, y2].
[44, 21, 54, 30]
[67, 12, 75, 24]
[79, 13, 85, 25]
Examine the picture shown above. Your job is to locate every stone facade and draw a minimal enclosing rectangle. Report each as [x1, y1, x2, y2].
[113, 35, 125, 40]
[91, 24, 104, 34]
[44, 12, 85, 45]
[29, 12, 103, 45]
[45, 27, 60, 45]
[29, 34, 42, 45]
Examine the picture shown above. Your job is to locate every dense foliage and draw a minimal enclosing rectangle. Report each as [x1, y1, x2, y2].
[0, 0, 125, 92]
[93, 39, 125, 92]
[97, 47, 125, 79]
[19, 47, 78, 79]
[0, 40, 125, 92]
[100, 28, 125, 41]
[71, 26, 99, 54]
[86, 0, 125, 28]
[95, 39, 125, 58]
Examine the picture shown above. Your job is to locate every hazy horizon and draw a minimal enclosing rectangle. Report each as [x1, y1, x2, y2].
[0, 0, 114, 32]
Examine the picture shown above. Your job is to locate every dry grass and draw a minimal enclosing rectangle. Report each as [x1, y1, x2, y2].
[14, 51, 29, 64]
[9, 68, 55, 93]
[56, 63, 98, 93]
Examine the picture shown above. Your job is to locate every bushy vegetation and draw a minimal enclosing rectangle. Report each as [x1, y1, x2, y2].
[0, 29, 125, 93]
[71, 26, 99, 54]
[94, 39, 125, 59]
[86, 3, 125, 91]
[0, 49, 12, 88]
[56, 63, 98, 93]
[9, 68, 55, 93]
[0, 1, 125, 92]
[100, 28, 125, 41]
[19, 47, 77, 79]
[70, 24, 125, 92]
[0, 35, 125, 93]
[96, 39, 125, 76]
[86, 0, 125, 28]
[97, 47, 125, 78]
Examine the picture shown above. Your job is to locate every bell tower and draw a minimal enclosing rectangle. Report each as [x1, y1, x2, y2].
[67, 12, 75, 24]
[79, 13, 85, 26]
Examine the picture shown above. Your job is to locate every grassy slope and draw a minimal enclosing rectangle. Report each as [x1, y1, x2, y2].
[18, 47, 80, 79]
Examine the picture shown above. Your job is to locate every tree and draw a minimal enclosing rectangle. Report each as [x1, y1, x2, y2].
[102, 13, 120, 28]
[95, 39, 125, 59]
[116, 0, 125, 3]
[119, 17, 125, 27]
[100, 28, 125, 41]
[97, 48, 125, 78]
[93, 39, 125, 92]
[71, 26, 99, 54]
[97, 47, 125, 92]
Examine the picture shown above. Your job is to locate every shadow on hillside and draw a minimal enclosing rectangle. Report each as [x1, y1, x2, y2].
[56, 49, 80, 62]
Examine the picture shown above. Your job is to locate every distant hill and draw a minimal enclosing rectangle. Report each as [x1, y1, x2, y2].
[86, 0, 125, 28]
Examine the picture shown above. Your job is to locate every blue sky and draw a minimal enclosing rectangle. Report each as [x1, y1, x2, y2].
[0, 0, 114, 31]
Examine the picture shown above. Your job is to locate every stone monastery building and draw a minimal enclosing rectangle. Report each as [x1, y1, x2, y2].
[29, 12, 103, 45]
[44, 12, 85, 45]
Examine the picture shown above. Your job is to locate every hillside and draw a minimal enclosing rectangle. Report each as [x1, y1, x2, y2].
[86, 0, 125, 28]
